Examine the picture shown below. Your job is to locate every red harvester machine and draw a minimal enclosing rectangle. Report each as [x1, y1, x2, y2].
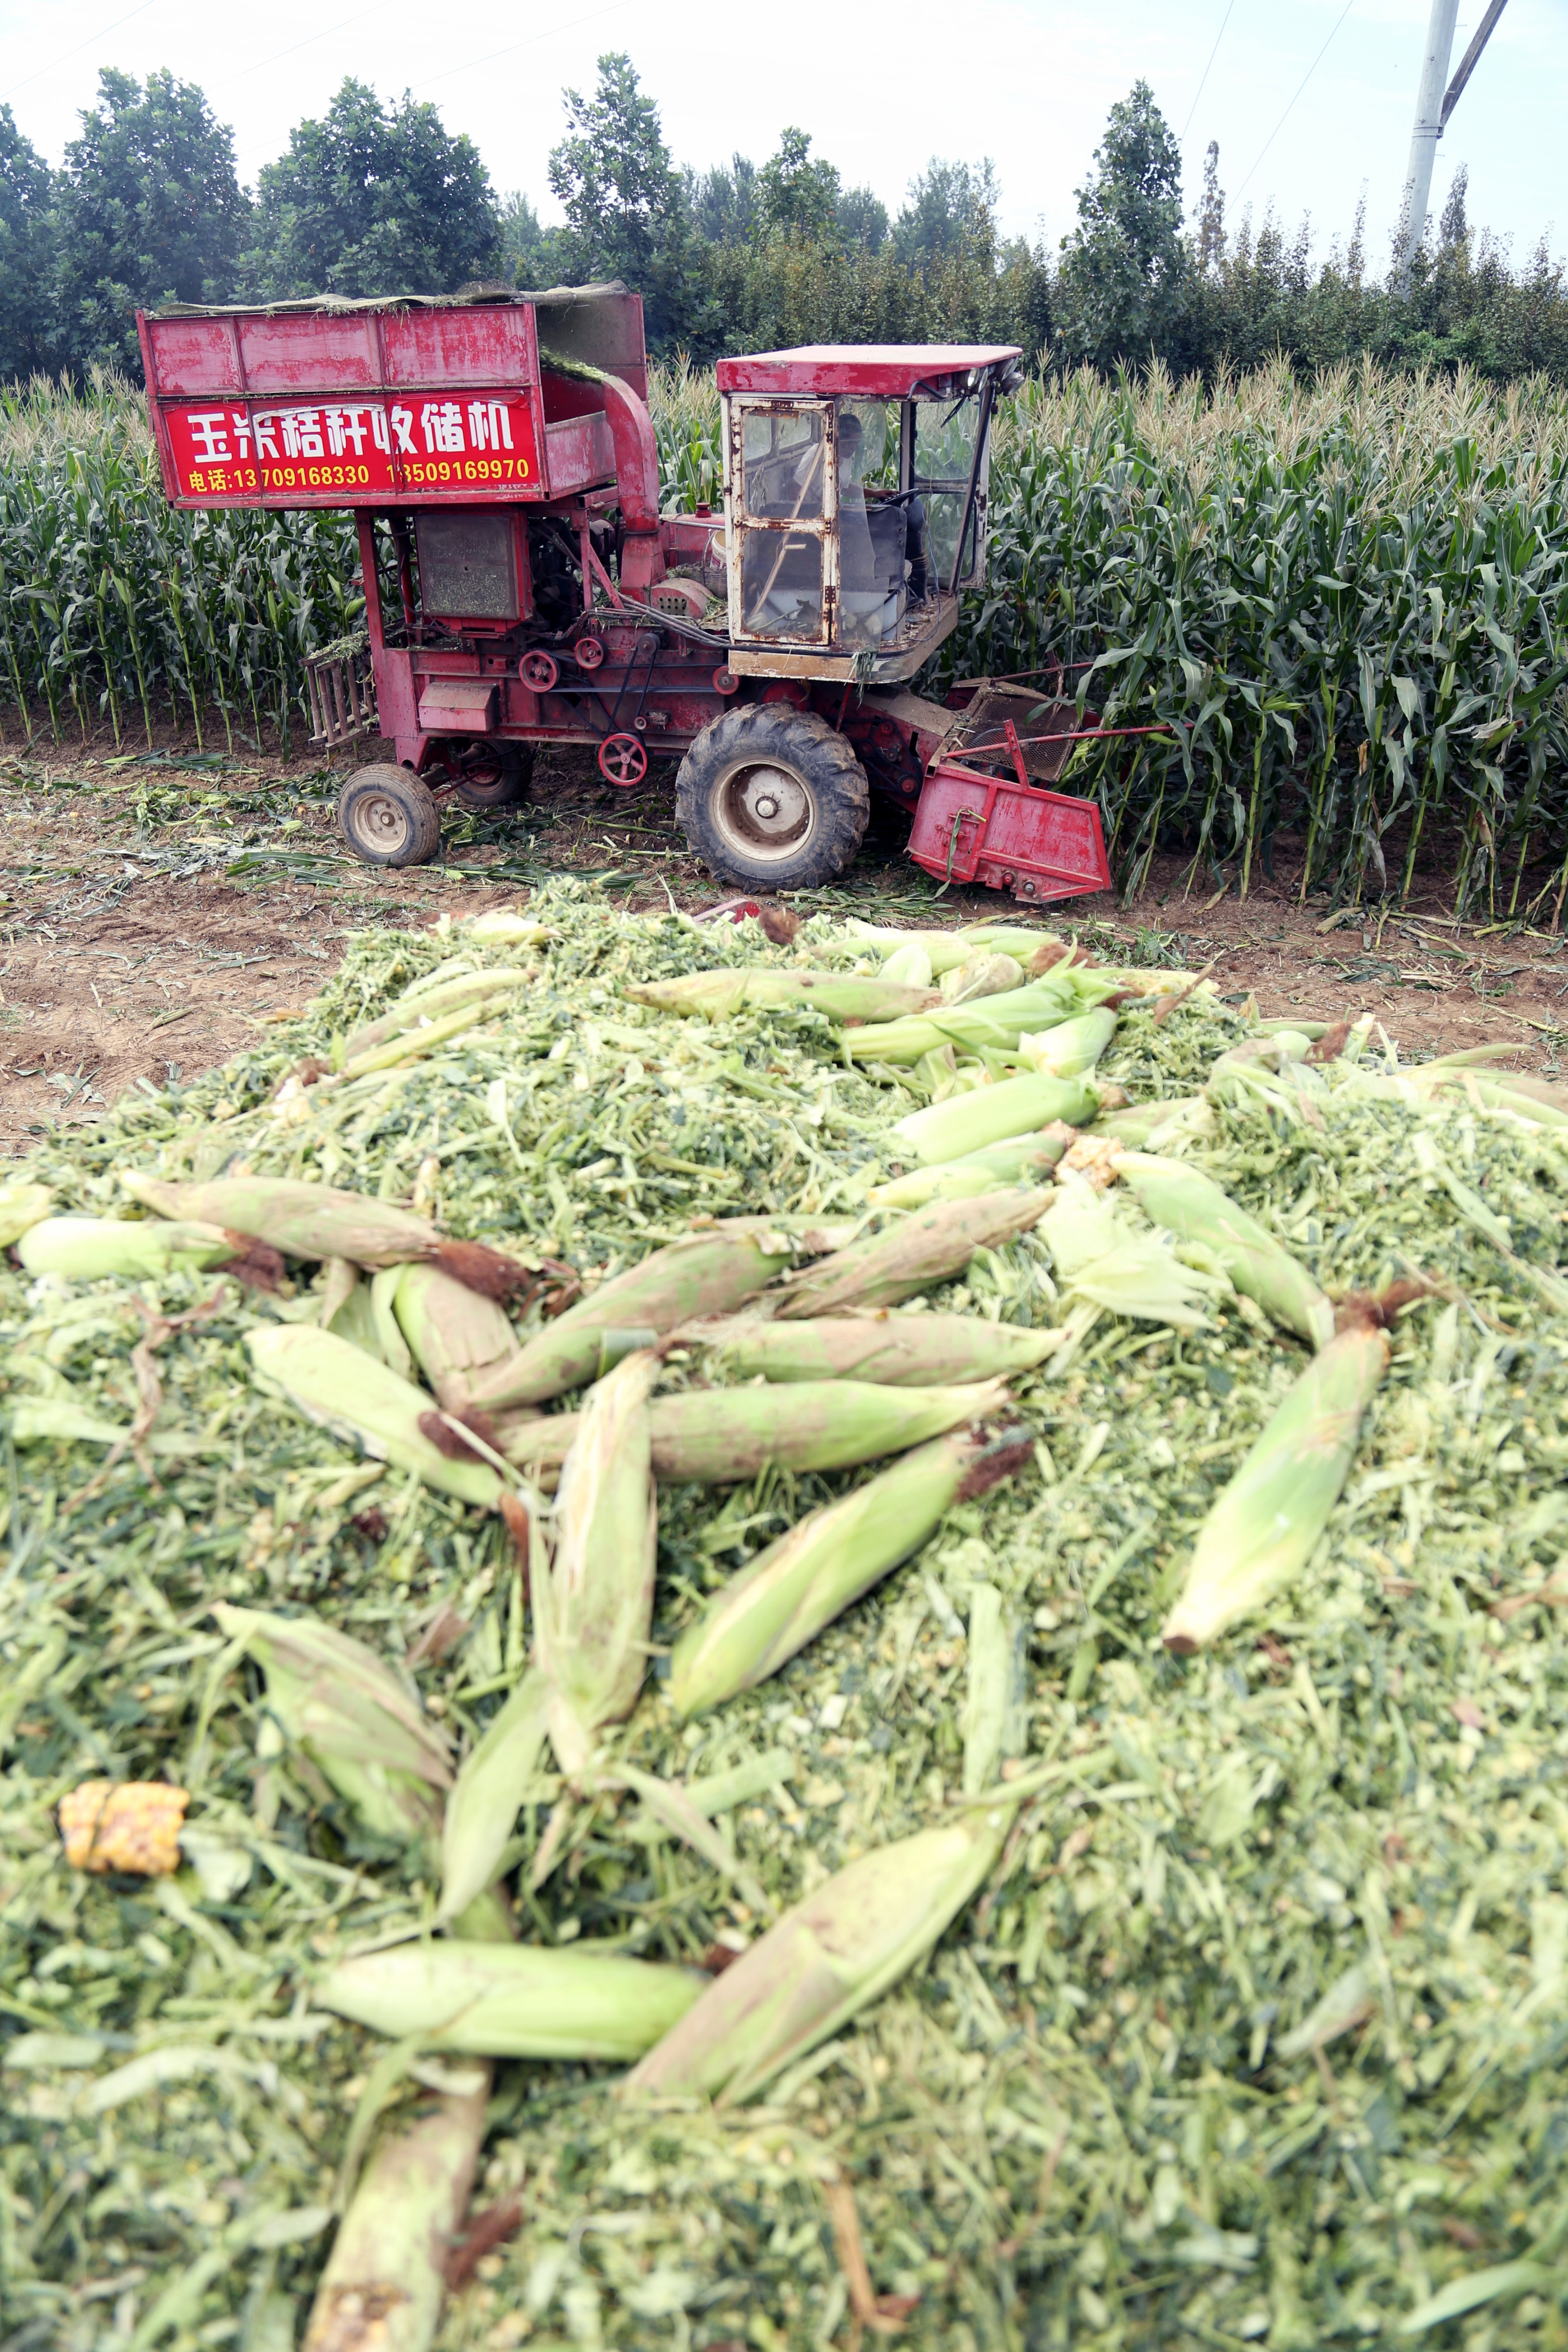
[139, 285, 1112, 905]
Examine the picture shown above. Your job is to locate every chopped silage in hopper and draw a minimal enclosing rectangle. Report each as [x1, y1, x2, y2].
[3, 880, 1568, 2352]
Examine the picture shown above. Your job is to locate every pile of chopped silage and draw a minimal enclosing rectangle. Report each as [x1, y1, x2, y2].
[4, 878, 1568, 2352]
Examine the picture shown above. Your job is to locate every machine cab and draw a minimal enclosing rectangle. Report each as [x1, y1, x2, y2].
[715, 344, 1023, 684]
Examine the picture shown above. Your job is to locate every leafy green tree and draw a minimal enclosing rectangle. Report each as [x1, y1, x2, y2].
[756, 128, 839, 239]
[835, 185, 889, 253]
[547, 54, 699, 346]
[52, 70, 247, 376]
[498, 190, 569, 288]
[249, 80, 499, 300]
[1055, 81, 1188, 370]
[687, 155, 757, 247]
[893, 159, 999, 265]
[0, 104, 56, 379]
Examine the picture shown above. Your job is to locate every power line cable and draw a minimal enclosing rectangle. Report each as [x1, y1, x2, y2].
[1236, 0, 1356, 197]
[1, 0, 161, 105]
[1181, 0, 1238, 140]
[409, 0, 639, 95]
[206, 8, 384, 95]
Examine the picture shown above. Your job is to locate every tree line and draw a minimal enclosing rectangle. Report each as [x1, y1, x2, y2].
[0, 56, 1564, 388]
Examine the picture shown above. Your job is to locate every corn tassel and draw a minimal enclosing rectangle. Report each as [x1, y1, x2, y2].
[711, 1312, 1062, 1387]
[532, 1351, 659, 1770]
[213, 1603, 451, 1843]
[669, 1426, 1030, 1715]
[1115, 1152, 1334, 1349]
[891, 1074, 1100, 1165]
[247, 1326, 504, 1508]
[317, 1938, 700, 2059]
[17, 1215, 284, 1288]
[623, 1800, 1015, 2103]
[469, 1220, 794, 1410]
[393, 1262, 519, 1412]
[1161, 1316, 1391, 1653]
[775, 1193, 1050, 1319]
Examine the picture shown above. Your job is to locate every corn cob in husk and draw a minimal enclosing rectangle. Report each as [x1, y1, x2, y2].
[842, 974, 1114, 1064]
[340, 968, 533, 1063]
[774, 1193, 1050, 1320]
[880, 941, 933, 988]
[464, 908, 552, 944]
[17, 1215, 284, 1288]
[649, 1375, 1008, 1484]
[1017, 1006, 1118, 1079]
[869, 1126, 1072, 1209]
[670, 1426, 1030, 1715]
[317, 1939, 701, 2059]
[119, 1172, 527, 1298]
[891, 1074, 1100, 1166]
[1161, 1316, 1391, 1653]
[1038, 1180, 1223, 1330]
[533, 1351, 659, 1769]
[0, 1179, 54, 1247]
[469, 1220, 794, 1410]
[623, 1800, 1015, 2103]
[213, 1603, 452, 1843]
[941, 951, 1025, 1003]
[626, 969, 937, 1023]
[1092, 1097, 1208, 1148]
[1115, 1153, 1334, 1349]
[247, 1326, 503, 1507]
[393, 1262, 519, 1412]
[711, 1312, 1061, 1387]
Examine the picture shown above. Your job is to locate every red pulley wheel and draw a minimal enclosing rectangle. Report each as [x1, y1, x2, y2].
[520, 650, 558, 691]
[712, 668, 739, 696]
[599, 733, 648, 787]
[574, 636, 606, 671]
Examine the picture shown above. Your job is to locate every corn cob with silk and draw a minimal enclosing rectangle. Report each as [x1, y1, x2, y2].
[247, 1325, 504, 1507]
[843, 973, 1116, 1064]
[316, 1938, 701, 2060]
[118, 1171, 526, 1297]
[392, 1262, 519, 1411]
[623, 1798, 1015, 2103]
[775, 1192, 1049, 1320]
[669, 1426, 1030, 1715]
[17, 1215, 284, 1288]
[499, 1376, 1008, 1486]
[213, 1604, 452, 1843]
[870, 1125, 1073, 1209]
[711, 1312, 1061, 1386]
[1114, 1152, 1334, 1348]
[890, 1074, 1100, 1165]
[626, 969, 937, 1022]
[1162, 1314, 1390, 1652]
[469, 1220, 794, 1410]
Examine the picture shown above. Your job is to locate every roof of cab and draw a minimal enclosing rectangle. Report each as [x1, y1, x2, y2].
[715, 345, 1022, 398]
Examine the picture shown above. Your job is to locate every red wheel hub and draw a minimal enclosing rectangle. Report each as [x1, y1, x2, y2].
[598, 733, 648, 787]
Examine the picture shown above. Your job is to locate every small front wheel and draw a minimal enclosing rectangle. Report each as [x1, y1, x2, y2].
[675, 704, 870, 892]
[338, 765, 441, 867]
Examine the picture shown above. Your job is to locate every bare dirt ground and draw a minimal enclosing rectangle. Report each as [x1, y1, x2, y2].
[3, 730, 1564, 1156]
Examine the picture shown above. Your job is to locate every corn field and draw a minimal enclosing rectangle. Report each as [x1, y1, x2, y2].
[5, 360, 1568, 913]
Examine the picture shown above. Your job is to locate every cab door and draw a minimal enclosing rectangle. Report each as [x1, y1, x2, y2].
[723, 397, 838, 648]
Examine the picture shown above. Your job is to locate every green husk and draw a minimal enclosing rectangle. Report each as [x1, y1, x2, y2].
[437, 1667, 552, 1926]
[469, 1220, 795, 1409]
[121, 1170, 443, 1265]
[869, 1126, 1072, 1208]
[0, 1180, 53, 1246]
[841, 975, 1104, 1065]
[247, 1325, 504, 1507]
[646, 1375, 1009, 1483]
[622, 1799, 1016, 2103]
[17, 1215, 249, 1281]
[392, 1262, 518, 1411]
[775, 1192, 1050, 1318]
[1039, 1179, 1226, 1329]
[626, 970, 937, 1023]
[340, 968, 534, 1063]
[1162, 1316, 1391, 1652]
[669, 1426, 1025, 1714]
[891, 1074, 1100, 1164]
[941, 951, 1025, 1002]
[1115, 1150, 1335, 1348]
[710, 1311, 1062, 1386]
[1017, 1006, 1119, 1078]
[316, 1940, 702, 2060]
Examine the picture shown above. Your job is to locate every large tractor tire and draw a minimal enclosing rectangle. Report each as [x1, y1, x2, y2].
[675, 704, 870, 892]
[337, 765, 441, 867]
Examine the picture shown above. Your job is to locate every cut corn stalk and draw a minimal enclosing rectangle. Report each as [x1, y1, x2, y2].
[870, 1126, 1073, 1210]
[316, 1939, 702, 2059]
[341, 999, 499, 1078]
[17, 1215, 284, 1288]
[1115, 1153, 1334, 1348]
[340, 969, 533, 1063]
[532, 1350, 659, 1768]
[469, 1220, 795, 1410]
[712, 1312, 1061, 1387]
[119, 1172, 527, 1297]
[438, 1666, 552, 1925]
[247, 1326, 504, 1508]
[626, 969, 937, 1023]
[623, 1799, 1016, 2103]
[0, 1180, 54, 1247]
[891, 1074, 1100, 1165]
[647, 1377, 1008, 1483]
[213, 1603, 452, 1843]
[1016, 1007, 1118, 1079]
[393, 1262, 518, 1413]
[1161, 1315, 1391, 1652]
[1039, 1180, 1224, 1329]
[775, 1193, 1051, 1318]
[669, 1426, 1030, 1715]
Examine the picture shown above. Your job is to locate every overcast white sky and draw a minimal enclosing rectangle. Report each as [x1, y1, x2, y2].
[0, 0, 1561, 271]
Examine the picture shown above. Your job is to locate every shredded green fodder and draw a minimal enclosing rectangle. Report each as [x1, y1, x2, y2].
[4, 883, 1568, 2351]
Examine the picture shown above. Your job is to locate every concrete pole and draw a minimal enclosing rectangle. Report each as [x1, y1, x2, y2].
[1395, 0, 1461, 287]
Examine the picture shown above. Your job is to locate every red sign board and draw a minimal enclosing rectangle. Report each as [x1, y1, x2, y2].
[158, 389, 541, 504]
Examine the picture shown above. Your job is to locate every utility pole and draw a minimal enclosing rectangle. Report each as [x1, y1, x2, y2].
[1394, 0, 1510, 288]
